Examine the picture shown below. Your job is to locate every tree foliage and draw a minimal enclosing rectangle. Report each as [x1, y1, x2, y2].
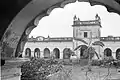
[74, 40, 105, 59]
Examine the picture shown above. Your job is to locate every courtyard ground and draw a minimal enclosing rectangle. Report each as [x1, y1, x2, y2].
[1, 58, 120, 80]
[63, 64, 120, 80]
[47, 59, 120, 80]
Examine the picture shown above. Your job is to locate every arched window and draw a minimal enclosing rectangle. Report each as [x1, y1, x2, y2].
[104, 48, 112, 57]
[25, 48, 31, 57]
[44, 48, 50, 58]
[63, 48, 71, 59]
[116, 48, 120, 60]
[34, 48, 40, 58]
[53, 48, 60, 59]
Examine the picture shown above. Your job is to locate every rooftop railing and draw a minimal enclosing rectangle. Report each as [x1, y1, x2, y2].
[100, 37, 120, 41]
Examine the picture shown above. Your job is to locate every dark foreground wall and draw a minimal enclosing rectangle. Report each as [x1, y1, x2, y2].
[0, 0, 31, 40]
[0, 0, 31, 66]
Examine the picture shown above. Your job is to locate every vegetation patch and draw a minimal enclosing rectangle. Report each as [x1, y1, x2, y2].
[21, 58, 64, 80]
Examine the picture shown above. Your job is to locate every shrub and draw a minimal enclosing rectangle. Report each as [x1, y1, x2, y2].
[91, 60, 101, 66]
[21, 58, 63, 80]
[91, 59, 120, 68]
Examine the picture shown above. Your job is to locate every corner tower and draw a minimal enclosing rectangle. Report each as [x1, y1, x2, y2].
[72, 14, 101, 40]
[72, 14, 102, 58]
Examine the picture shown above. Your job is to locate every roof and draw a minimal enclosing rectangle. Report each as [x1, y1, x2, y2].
[72, 20, 101, 27]
[28, 37, 73, 42]
[27, 36, 120, 42]
[100, 37, 120, 42]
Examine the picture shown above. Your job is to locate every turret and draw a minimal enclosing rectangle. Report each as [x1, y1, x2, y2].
[72, 14, 101, 39]
[73, 15, 80, 26]
[73, 15, 77, 21]
[96, 14, 101, 20]
[95, 13, 101, 25]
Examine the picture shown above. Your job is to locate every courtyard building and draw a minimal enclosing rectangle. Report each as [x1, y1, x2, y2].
[23, 14, 120, 60]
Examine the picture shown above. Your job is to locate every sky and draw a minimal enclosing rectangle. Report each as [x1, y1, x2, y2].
[29, 1, 120, 38]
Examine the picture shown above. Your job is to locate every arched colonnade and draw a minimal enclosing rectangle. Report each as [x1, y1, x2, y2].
[24, 47, 73, 59]
[25, 47, 120, 60]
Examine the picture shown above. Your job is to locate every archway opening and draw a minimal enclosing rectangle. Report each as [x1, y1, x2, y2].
[63, 48, 71, 59]
[116, 48, 120, 60]
[53, 48, 60, 59]
[34, 48, 40, 58]
[80, 45, 88, 59]
[104, 48, 112, 57]
[25, 48, 31, 58]
[44, 48, 50, 58]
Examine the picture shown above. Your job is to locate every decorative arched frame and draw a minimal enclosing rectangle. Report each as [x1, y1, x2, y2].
[1, 0, 120, 58]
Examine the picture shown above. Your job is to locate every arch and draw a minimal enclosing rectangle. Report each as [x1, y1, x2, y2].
[44, 48, 50, 58]
[116, 48, 120, 60]
[104, 48, 112, 57]
[1, 0, 120, 59]
[63, 48, 71, 59]
[80, 45, 88, 58]
[25, 48, 31, 57]
[34, 48, 40, 58]
[53, 48, 60, 59]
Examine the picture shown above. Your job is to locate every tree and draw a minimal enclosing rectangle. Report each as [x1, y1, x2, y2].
[74, 38, 104, 59]
[74, 38, 105, 71]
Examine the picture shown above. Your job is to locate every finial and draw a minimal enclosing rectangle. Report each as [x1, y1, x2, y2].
[48, 35, 50, 38]
[78, 18, 80, 21]
[96, 13, 98, 17]
[95, 13, 100, 20]
[31, 36, 34, 38]
[73, 15, 77, 21]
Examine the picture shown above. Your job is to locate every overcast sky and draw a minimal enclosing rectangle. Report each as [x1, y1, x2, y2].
[29, 1, 120, 38]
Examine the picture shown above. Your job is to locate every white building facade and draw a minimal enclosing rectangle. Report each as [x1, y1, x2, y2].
[23, 14, 120, 60]
[23, 37, 73, 59]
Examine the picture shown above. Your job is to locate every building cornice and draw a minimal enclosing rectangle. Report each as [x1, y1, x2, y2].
[100, 37, 120, 42]
[27, 37, 73, 42]
[27, 36, 120, 42]
[72, 20, 101, 27]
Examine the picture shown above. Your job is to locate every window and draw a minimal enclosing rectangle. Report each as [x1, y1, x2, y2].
[84, 32, 88, 38]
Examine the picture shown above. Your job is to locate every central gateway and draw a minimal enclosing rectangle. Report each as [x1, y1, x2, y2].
[72, 14, 101, 59]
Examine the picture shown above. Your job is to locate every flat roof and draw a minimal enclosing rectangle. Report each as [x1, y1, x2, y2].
[27, 36, 120, 42]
